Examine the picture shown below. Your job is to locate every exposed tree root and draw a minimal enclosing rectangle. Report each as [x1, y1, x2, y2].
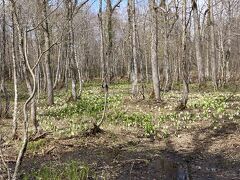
[175, 101, 187, 111]
[83, 123, 104, 137]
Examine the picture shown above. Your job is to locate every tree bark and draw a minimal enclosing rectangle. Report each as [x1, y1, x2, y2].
[149, 0, 161, 101]
[0, 0, 10, 118]
[161, 0, 172, 91]
[105, 0, 113, 84]
[192, 0, 205, 85]
[11, 12, 18, 138]
[42, 0, 54, 105]
[98, 0, 107, 83]
[208, 0, 218, 89]
[65, 0, 77, 100]
[177, 0, 189, 110]
[129, 0, 138, 96]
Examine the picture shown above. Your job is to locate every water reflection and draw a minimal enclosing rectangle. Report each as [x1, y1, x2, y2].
[152, 158, 190, 180]
[117, 156, 191, 180]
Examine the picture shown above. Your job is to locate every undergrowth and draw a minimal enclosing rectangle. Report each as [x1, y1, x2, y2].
[23, 161, 90, 180]
[38, 83, 240, 138]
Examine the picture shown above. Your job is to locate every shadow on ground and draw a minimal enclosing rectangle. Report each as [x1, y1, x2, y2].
[18, 121, 240, 180]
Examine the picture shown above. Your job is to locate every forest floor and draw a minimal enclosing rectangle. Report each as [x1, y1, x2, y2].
[0, 82, 240, 179]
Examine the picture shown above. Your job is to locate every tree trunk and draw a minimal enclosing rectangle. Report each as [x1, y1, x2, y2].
[11, 12, 18, 138]
[149, 0, 161, 101]
[43, 0, 54, 105]
[98, 0, 107, 84]
[205, 32, 210, 78]
[177, 0, 189, 110]
[208, 0, 218, 89]
[129, 0, 138, 96]
[0, 0, 10, 118]
[161, 0, 172, 91]
[53, 44, 62, 89]
[225, 0, 232, 84]
[65, 0, 77, 100]
[106, 0, 113, 84]
[192, 0, 205, 85]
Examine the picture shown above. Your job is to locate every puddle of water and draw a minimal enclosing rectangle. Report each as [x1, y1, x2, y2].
[149, 158, 191, 180]
[117, 156, 191, 180]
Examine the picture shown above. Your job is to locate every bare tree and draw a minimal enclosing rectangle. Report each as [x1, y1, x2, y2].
[11, 11, 18, 138]
[177, 0, 189, 110]
[64, 0, 78, 101]
[225, 0, 232, 84]
[208, 0, 218, 89]
[192, 0, 205, 86]
[10, 1, 36, 176]
[0, 0, 10, 118]
[128, 0, 138, 96]
[10, 0, 58, 177]
[98, 0, 107, 84]
[161, 0, 172, 91]
[42, 0, 54, 105]
[149, 0, 161, 101]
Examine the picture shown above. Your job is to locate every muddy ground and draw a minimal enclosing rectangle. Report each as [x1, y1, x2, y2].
[1, 120, 238, 180]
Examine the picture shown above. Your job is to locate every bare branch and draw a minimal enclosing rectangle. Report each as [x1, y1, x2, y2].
[32, 40, 60, 71]
[27, 0, 63, 32]
[73, 0, 90, 16]
[112, 0, 123, 12]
